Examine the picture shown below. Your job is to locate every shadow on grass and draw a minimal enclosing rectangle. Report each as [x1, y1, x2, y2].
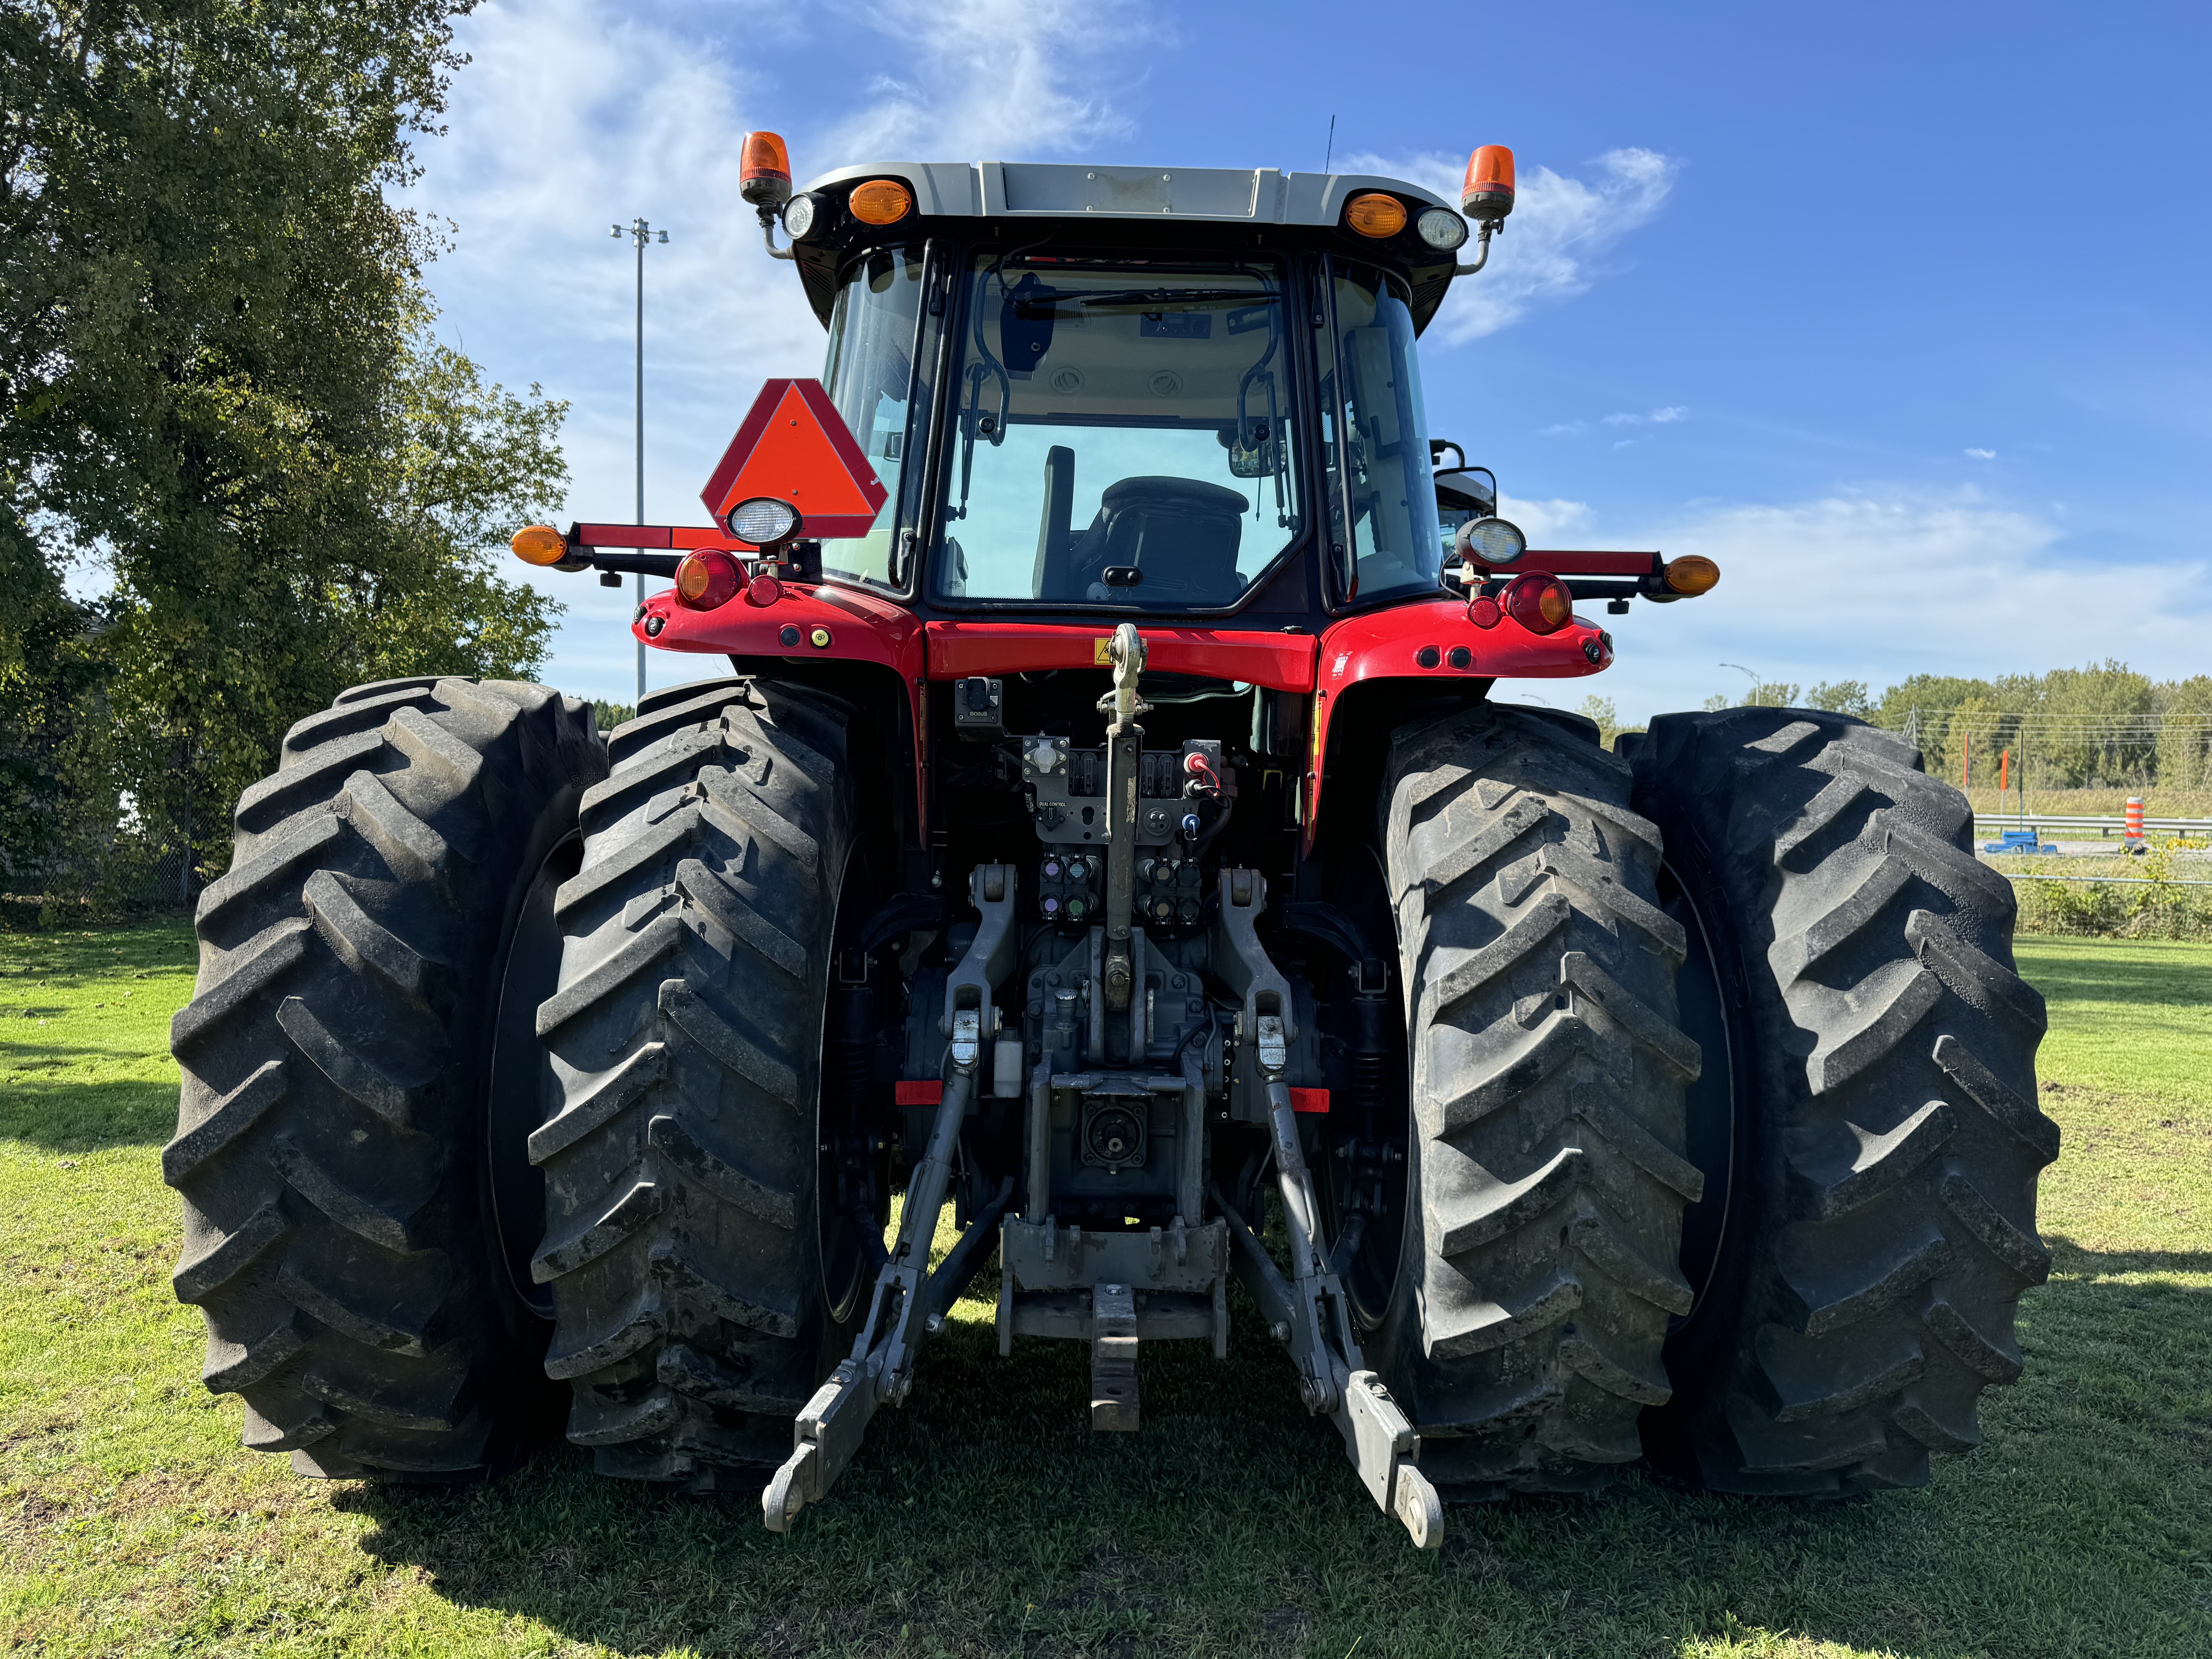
[331, 1243, 2212, 1659]
[0, 1081, 179, 1153]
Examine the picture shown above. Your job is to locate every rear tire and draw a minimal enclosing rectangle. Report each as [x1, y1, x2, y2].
[166, 677, 607, 1479]
[1370, 703, 1700, 1496]
[529, 677, 862, 1489]
[1626, 709, 2054, 1493]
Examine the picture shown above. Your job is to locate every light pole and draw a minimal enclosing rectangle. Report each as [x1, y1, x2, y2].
[614, 216, 668, 708]
[1720, 662, 1760, 706]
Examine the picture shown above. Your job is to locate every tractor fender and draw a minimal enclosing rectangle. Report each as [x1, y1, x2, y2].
[1306, 594, 1611, 851]
[639, 582, 929, 835]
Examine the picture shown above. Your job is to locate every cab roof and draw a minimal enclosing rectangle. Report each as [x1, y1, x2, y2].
[786, 161, 1465, 333]
[798, 161, 1453, 227]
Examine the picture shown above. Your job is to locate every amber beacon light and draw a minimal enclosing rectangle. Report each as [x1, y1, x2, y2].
[740, 131, 793, 208]
[1662, 555, 1721, 596]
[510, 524, 568, 567]
[1462, 146, 1515, 222]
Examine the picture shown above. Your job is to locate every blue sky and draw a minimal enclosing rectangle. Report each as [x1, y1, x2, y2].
[412, 0, 2212, 720]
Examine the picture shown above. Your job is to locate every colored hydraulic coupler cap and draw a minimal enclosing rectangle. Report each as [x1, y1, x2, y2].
[809, 626, 832, 649]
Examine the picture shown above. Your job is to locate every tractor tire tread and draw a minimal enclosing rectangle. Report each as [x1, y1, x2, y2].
[167, 677, 606, 1480]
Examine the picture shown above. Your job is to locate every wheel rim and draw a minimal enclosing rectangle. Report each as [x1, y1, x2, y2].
[1318, 845, 1410, 1331]
[1658, 854, 1742, 1324]
[484, 831, 583, 1321]
[817, 858, 889, 1328]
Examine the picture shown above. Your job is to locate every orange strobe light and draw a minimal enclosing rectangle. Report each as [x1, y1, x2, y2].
[511, 524, 568, 567]
[1345, 192, 1408, 238]
[1462, 146, 1516, 222]
[740, 132, 792, 207]
[1663, 555, 1721, 596]
[848, 178, 914, 225]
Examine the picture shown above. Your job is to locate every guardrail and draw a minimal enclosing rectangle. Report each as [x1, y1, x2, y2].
[1992, 871, 2212, 888]
[1972, 813, 2211, 836]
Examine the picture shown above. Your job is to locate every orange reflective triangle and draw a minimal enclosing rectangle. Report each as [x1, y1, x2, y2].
[700, 379, 888, 540]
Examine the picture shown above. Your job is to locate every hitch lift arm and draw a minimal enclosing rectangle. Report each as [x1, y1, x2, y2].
[763, 864, 1019, 1533]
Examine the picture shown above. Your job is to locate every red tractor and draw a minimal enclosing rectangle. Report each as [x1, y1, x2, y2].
[166, 139, 2053, 1546]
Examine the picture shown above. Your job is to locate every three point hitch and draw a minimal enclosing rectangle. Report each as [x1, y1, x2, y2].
[764, 626, 1442, 1547]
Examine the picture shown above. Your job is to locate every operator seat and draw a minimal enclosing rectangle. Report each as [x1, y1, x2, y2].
[1048, 476, 1248, 603]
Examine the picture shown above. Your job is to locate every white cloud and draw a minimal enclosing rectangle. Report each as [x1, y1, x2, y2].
[1574, 488, 2212, 725]
[1499, 494, 1594, 543]
[1539, 420, 1587, 437]
[412, 0, 1156, 701]
[825, 0, 1154, 159]
[1965, 447, 1998, 459]
[1603, 405, 1688, 428]
[1346, 147, 1679, 345]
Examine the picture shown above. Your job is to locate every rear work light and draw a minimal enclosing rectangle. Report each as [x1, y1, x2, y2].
[740, 132, 792, 207]
[1662, 555, 1721, 596]
[1457, 516, 1527, 566]
[848, 178, 914, 225]
[726, 497, 801, 546]
[674, 549, 743, 611]
[1415, 207, 1468, 251]
[510, 524, 568, 567]
[1501, 571, 1573, 634]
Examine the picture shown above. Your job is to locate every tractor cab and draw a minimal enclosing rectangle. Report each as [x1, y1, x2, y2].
[769, 155, 1492, 623]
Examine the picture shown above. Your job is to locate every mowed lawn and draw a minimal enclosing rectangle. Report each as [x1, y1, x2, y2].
[1, 921, 2206, 1658]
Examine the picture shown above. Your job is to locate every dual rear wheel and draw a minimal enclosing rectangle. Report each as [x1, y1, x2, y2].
[168, 682, 2049, 1496]
[1336, 701, 2050, 1494]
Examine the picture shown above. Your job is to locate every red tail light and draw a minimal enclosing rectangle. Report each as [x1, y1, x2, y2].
[674, 549, 743, 611]
[745, 572, 783, 608]
[1501, 571, 1573, 634]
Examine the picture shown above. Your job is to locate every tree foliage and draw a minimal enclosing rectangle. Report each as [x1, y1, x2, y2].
[0, 0, 566, 895]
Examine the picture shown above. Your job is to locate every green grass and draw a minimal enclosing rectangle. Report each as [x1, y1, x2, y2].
[2, 922, 2208, 1657]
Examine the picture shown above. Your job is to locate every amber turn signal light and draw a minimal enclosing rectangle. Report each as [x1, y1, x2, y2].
[1501, 571, 1573, 634]
[674, 549, 744, 611]
[848, 178, 914, 226]
[1345, 192, 1408, 238]
[510, 525, 567, 567]
[1662, 555, 1720, 596]
[740, 132, 792, 207]
[1462, 145, 1515, 222]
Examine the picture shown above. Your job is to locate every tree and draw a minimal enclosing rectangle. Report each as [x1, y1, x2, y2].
[1, 0, 566, 893]
[2154, 676, 2212, 793]
[1805, 679, 1873, 718]
[1575, 694, 1643, 751]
